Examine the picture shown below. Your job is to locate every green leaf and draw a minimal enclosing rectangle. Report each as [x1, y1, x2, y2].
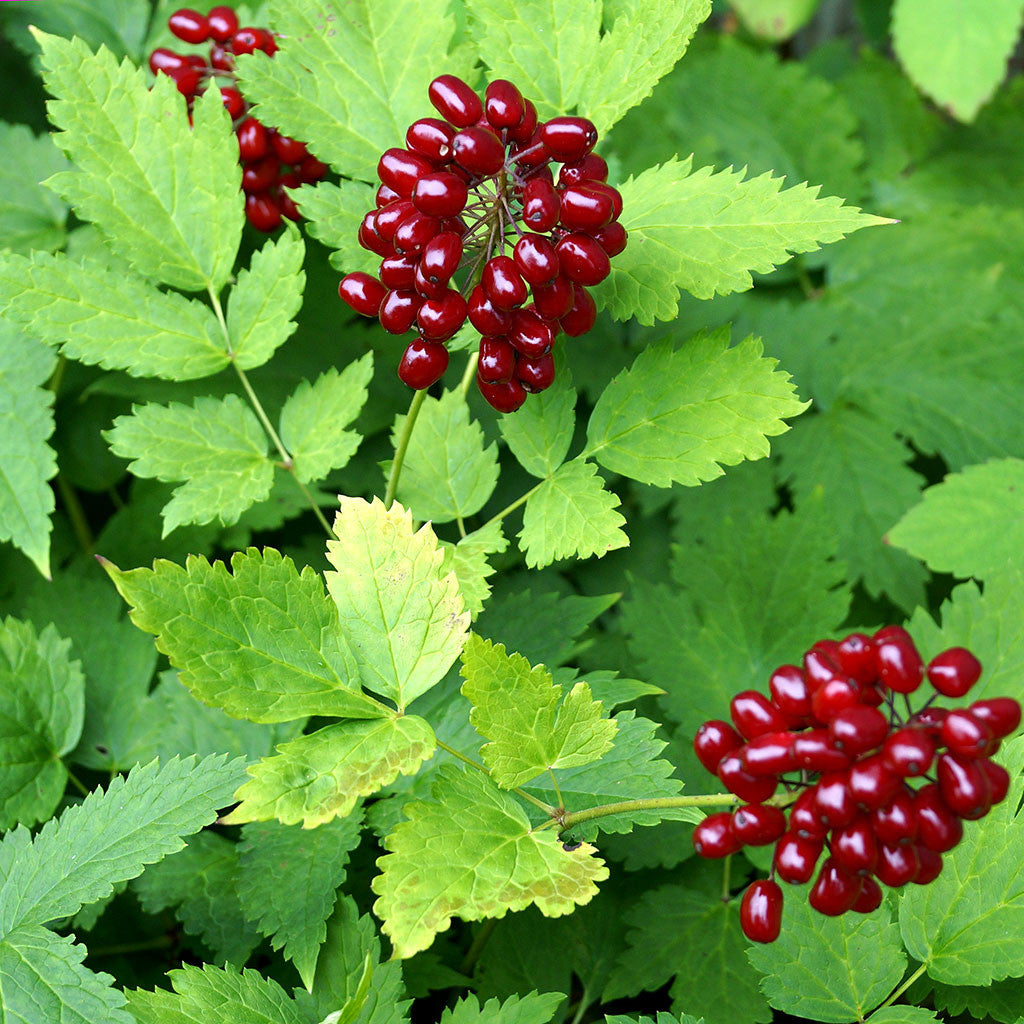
[439, 521, 509, 621]
[866, 1010, 941, 1024]
[730, 0, 820, 39]
[388, 391, 499, 523]
[225, 717, 435, 828]
[927, 975, 1024, 1024]
[891, 0, 1024, 121]
[0, 618, 84, 830]
[372, 765, 608, 958]
[498, 365, 576, 479]
[0, 323, 57, 577]
[38, 33, 242, 291]
[237, 813, 364, 987]
[595, 157, 888, 321]
[585, 328, 808, 488]
[325, 498, 470, 709]
[126, 964, 308, 1024]
[519, 460, 628, 569]
[296, 181, 379, 276]
[439, 992, 564, 1024]
[460, 635, 616, 788]
[467, 0, 710, 134]
[0, 0, 150, 61]
[606, 1016, 702, 1024]
[748, 883, 906, 1022]
[887, 458, 1024, 580]
[227, 229, 306, 370]
[0, 926, 133, 1024]
[0, 754, 244, 937]
[0, 251, 229, 380]
[101, 547, 384, 723]
[134, 832, 262, 966]
[0, 122, 68, 254]
[280, 355, 373, 484]
[235, 0, 468, 183]
[104, 394, 273, 535]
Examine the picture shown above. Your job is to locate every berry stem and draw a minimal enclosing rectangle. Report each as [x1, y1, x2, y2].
[384, 388, 428, 510]
[459, 349, 479, 396]
[559, 792, 747, 831]
[877, 963, 927, 1010]
[721, 854, 733, 902]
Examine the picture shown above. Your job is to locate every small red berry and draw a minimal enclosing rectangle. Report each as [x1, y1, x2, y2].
[477, 376, 526, 413]
[338, 272, 386, 316]
[814, 772, 858, 828]
[516, 353, 556, 393]
[244, 191, 282, 231]
[507, 98, 538, 144]
[828, 706, 889, 755]
[875, 842, 920, 888]
[378, 289, 420, 334]
[731, 804, 787, 846]
[428, 75, 483, 128]
[406, 118, 457, 163]
[694, 720, 743, 775]
[937, 752, 992, 819]
[810, 676, 861, 723]
[792, 729, 852, 772]
[914, 784, 964, 852]
[484, 79, 525, 129]
[559, 284, 597, 336]
[540, 116, 598, 160]
[508, 308, 556, 358]
[555, 233, 611, 286]
[483, 256, 529, 310]
[852, 876, 884, 913]
[769, 665, 812, 722]
[468, 285, 513, 334]
[882, 728, 935, 776]
[979, 758, 1011, 805]
[871, 788, 918, 845]
[741, 880, 783, 943]
[394, 212, 442, 255]
[413, 171, 469, 217]
[774, 832, 823, 883]
[169, 8, 209, 43]
[220, 86, 246, 120]
[788, 789, 828, 839]
[379, 254, 418, 291]
[532, 274, 575, 320]
[941, 711, 997, 758]
[452, 126, 506, 176]
[420, 232, 463, 282]
[559, 154, 609, 187]
[717, 753, 778, 804]
[742, 732, 797, 776]
[417, 289, 468, 341]
[913, 846, 943, 885]
[927, 647, 982, 697]
[809, 858, 862, 916]
[832, 816, 879, 874]
[876, 634, 924, 693]
[594, 221, 628, 257]
[692, 812, 743, 858]
[559, 185, 615, 232]
[398, 338, 449, 389]
[477, 337, 516, 384]
[522, 178, 561, 232]
[271, 134, 308, 164]
[207, 6, 239, 42]
[513, 234, 561, 285]
[969, 698, 1022, 738]
[848, 755, 902, 810]
[730, 691, 788, 740]
[237, 118, 268, 161]
[377, 148, 436, 197]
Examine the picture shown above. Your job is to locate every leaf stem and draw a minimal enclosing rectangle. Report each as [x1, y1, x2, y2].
[721, 854, 733, 902]
[878, 963, 927, 1010]
[66, 769, 91, 798]
[459, 918, 497, 976]
[56, 474, 94, 555]
[459, 349, 479, 395]
[384, 388, 428, 509]
[87, 935, 174, 958]
[547, 769, 565, 810]
[435, 739, 556, 814]
[559, 792, 743, 831]
[569, 985, 591, 1024]
[479, 481, 544, 531]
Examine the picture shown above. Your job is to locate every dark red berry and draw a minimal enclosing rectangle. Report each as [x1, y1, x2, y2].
[874, 625, 913, 644]
[594, 221, 628, 257]
[555, 233, 611, 286]
[941, 711, 996, 758]
[810, 676, 861, 723]
[429, 75, 483, 128]
[882, 728, 935, 776]
[792, 729, 852, 772]
[829, 706, 889, 755]
[769, 665, 812, 722]
[559, 154, 609, 187]
[376, 183, 402, 208]
[468, 285, 513, 334]
[231, 27, 268, 55]
[513, 234, 561, 285]
[398, 338, 449, 390]
[774, 832, 823, 883]
[413, 262, 449, 300]
[237, 118, 268, 161]
[516, 353, 556, 393]
[927, 647, 982, 697]
[420, 232, 463, 282]
[730, 691, 788, 740]
[207, 5, 239, 42]
[871, 788, 918, 845]
[913, 846, 943, 885]
[417, 289, 468, 341]
[271, 134, 308, 164]
[394, 212, 442, 255]
[937, 752, 992, 819]
[377, 148, 435, 197]
[413, 172, 469, 217]
[809, 859, 862, 916]
[338, 272, 386, 316]
[358, 212, 395, 257]
[876, 634, 924, 693]
[477, 337, 516, 385]
[169, 8, 209, 43]
[375, 200, 417, 242]
[979, 758, 1010, 804]
[788, 789, 828, 839]
[875, 842, 920, 888]
[914, 784, 964, 852]
[278, 188, 300, 222]
[852, 876, 883, 913]
[507, 98, 538, 144]
[848, 756, 901, 810]
[742, 732, 797, 776]
[969, 698, 1022, 738]
[559, 284, 597, 336]
[508, 308, 555, 357]
[832, 816, 879, 874]
[406, 117, 457, 163]
[911, 706, 949, 739]
[532, 274, 575, 320]
[149, 48, 189, 76]
[741, 880, 783, 943]
[814, 773, 858, 829]
[559, 185, 614, 232]
[169, 66, 201, 97]
[522, 178, 561, 232]
[718, 754, 778, 803]
[692, 812, 742, 858]
[378, 289, 420, 334]
[694, 720, 743, 774]
[483, 256, 529, 310]
[477, 376, 526, 413]
[244, 191, 281, 231]
[380, 254, 418, 291]
[540, 116, 597, 160]
[220, 86, 246, 120]
[731, 804, 787, 846]
[836, 633, 878, 684]
[804, 647, 841, 688]
[453, 126, 506, 175]
[241, 154, 280, 193]
[209, 43, 235, 71]
[298, 155, 327, 183]
[484, 79, 525, 129]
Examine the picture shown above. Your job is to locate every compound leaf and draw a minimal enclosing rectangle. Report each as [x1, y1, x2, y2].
[439, 521, 509, 621]
[498, 366, 576, 479]
[439, 992, 565, 1024]
[293, 180, 379, 276]
[0, 122, 68, 254]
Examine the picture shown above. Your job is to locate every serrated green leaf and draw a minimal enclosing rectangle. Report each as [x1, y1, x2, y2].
[296, 181, 379, 275]
[134, 832, 261, 966]
[225, 716, 435, 828]
[927, 974, 1024, 1024]
[227, 229, 306, 370]
[280, 355, 373, 483]
[585, 328, 808, 488]
[0, 250, 229, 380]
[237, 813, 363, 988]
[606, 1015, 702, 1024]
[747, 883, 906, 1022]
[519, 460, 628, 569]
[439, 521, 509, 621]
[891, 0, 1024, 121]
[866, 1009, 941, 1024]
[105, 394, 273, 534]
[101, 547, 384, 723]
[0, 122, 68, 254]
[372, 765, 608, 958]
[0, 617, 84, 830]
[0, 754, 244, 937]
[595, 157, 887, 320]
[326, 498, 470, 709]
[460, 635, 616, 788]
[38, 34, 242, 291]
[0, 0, 150, 61]
[887, 458, 1024, 580]
[388, 391, 499, 523]
[440, 992, 564, 1024]
[235, 0, 468, 183]
[498, 365, 576, 479]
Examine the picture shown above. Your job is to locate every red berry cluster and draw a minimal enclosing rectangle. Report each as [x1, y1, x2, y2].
[336, 74, 626, 411]
[691, 627, 1021, 944]
[148, 7, 328, 231]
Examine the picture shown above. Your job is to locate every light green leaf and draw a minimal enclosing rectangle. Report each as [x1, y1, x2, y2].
[0, 251, 229, 380]
[0, 323, 57, 577]
[439, 521, 509, 621]
[891, 0, 1024, 121]
[461, 635, 616, 788]
[887, 458, 1024, 580]
[227, 229, 306, 370]
[595, 157, 888, 320]
[235, 0, 469, 183]
[585, 328, 808, 488]
[372, 765, 608, 958]
[0, 618, 84, 830]
[326, 498, 470, 709]
[0, 926, 133, 1024]
[0, 754, 245, 937]
[389, 391, 499, 523]
[440, 992, 565, 1024]
[295, 181, 379, 275]
[237, 813, 364, 988]
[126, 964, 308, 1024]
[0, 122, 68, 254]
[101, 547, 383, 724]
[499, 367, 576, 479]
[519, 460, 628, 569]
[280, 355, 373, 484]
[730, 0, 820, 40]
[104, 394, 273, 535]
[225, 717, 435, 828]
[38, 33, 242, 291]
[748, 883, 906, 1022]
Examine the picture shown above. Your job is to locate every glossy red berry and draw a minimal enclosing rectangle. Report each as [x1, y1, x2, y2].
[398, 338, 449, 389]
[870, 788, 918, 845]
[417, 289, 468, 341]
[594, 221, 628, 257]
[694, 720, 743, 774]
[377, 148, 435, 197]
[732, 804, 787, 846]
[540, 116, 598, 160]
[484, 79, 525, 129]
[428, 75, 483, 128]
[483, 256, 529, 310]
[848, 755, 902, 810]
[513, 234, 561, 285]
[876, 634, 924, 693]
[220, 86, 246, 120]
[769, 665, 812, 722]
[530, 274, 574, 320]
[692, 812, 742, 859]
[914, 784, 964, 852]
[875, 842, 920, 888]
[394, 212, 443, 255]
[379, 290, 420, 334]
[729, 691, 788, 740]
[507, 98, 538, 144]
[468, 285, 513, 335]
[559, 153, 609, 186]
[937, 752, 992, 819]
[508, 308, 556, 358]
[516, 353, 556, 393]
[911, 706, 949, 739]
[559, 185, 615, 232]
[559, 284, 597, 337]
[338, 272, 386, 317]
[358, 212, 395, 257]
[413, 262, 450, 300]
[241, 155, 280, 193]
[207, 5, 239, 42]
[477, 376, 526, 413]
[809, 859, 862, 916]
[742, 732, 797, 776]
[969, 698, 1022, 738]
[271, 134, 308, 164]
[828, 706, 889, 755]
[836, 633, 877, 684]
[927, 647, 982, 697]
[420, 232, 463, 282]
[149, 48, 189, 77]
[852, 876, 883, 913]
[832, 817, 879, 874]
[881, 728, 935, 776]
[477, 337, 516, 385]
[814, 772, 858, 829]
[803, 646, 841, 687]
[792, 729, 852, 772]
[237, 118, 269, 161]
[298, 155, 327, 183]
[453, 126, 506, 175]
[912, 846, 943, 885]
[522, 178, 561, 232]
[788, 789, 828, 839]
[375, 200, 417, 242]
[979, 758, 1010, 805]
[413, 172, 469, 217]
[741, 880, 783, 943]
[941, 710, 996, 758]
[774, 832, 823, 883]
[244, 191, 281, 231]
[169, 8, 209, 43]
[717, 753, 778, 804]
[406, 117, 456, 163]
[810, 676, 861, 723]
[555, 233, 611, 286]
[231, 27, 268, 55]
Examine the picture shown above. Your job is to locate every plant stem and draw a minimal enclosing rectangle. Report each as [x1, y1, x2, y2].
[878, 963, 927, 1010]
[547, 769, 565, 810]
[435, 739, 556, 814]
[459, 918, 497, 976]
[384, 388, 427, 509]
[560, 792, 742, 831]
[459, 349, 479, 395]
[480, 480, 544, 531]
[57, 474, 94, 555]
[569, 986, 592, 1024]
[66, 769, 91, 798]
[722, 854, 733, 902]
[88, 935, 174, 958]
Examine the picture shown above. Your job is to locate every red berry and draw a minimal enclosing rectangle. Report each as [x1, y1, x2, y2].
[377, 148, 436, 197]
[220, 86, 246, 120]
[231, 27, 268, 55]
[477, 376, 526, 413]
[769, 665, 812, 722]
[484, 79, 525, 129]
[406, 118, 457, 163]
[358, 213, 395, 258]
[453, 126, 506, 175]
[207, 5, 239, 42]
[828, 706, 889, 755]
[814, 773, 858, 829]
[913, 846, 943, 885]
[692, 812, 743, 859]
[836, 633, 878, 684]
[875, 842, 920, 888]
[271, 134, 308, 164]
[731, 804, 787, 846]
[810, 676, 860, 723]
[871, 788, 919, 845]
[559, 185, 614, 232]
[914, 784, 964, 852]
[394, 212, 442, 255]
[804, 646, 841, 688]
[979, 758, 1010, 805]
[241, 154, 280, 193]
[428, 75, 483, 128]
[376, 184, 402, 207]
[516, 353, 556, 393]
[277, 188, 300, 222]
[876, 634, 924, 693]
[540, 116, 597, 160]
[416, 289, 467, 341]
[594, 220, 628, 257]
[559, 284, 597, 336]
[398, 338, 449, 389]
[413, 171, 469, 217]
[742, 732, 797, 776]
[508, 308, 556, 358]
[774, 832, 823, 883]
[730, 691, 788, 740]
[694, 720, 743, 775]
[375, 200, 416, 242]
[507, 98, 538, 144]
[237, 118, 268, 161]
[969, 698, 1022, 738]
[483, 256, 528, 310]
[882, 728, 935, 776]
[809, 859, 862, 916]
[941, 710, 996, 758]
[513, 234, 561, 285]
[717, 753, 778, 803]
[298, 155, 328, 183]
[522, 178, 561, 232]
[832, 816, 879, 874]
[852, 876, 883, 913]
[413, 261, 449, 300]
[169, 8, 209, 43]
[559, 153, 609, 187]
[848, 756, 902, 810]
[555, 233, 611, 286]
[244, 191, 282, 231]
[532, 274, 575, 320]
[149, 48, 189, 76]
[792, 729, 852, 773]
[937, 752, 992, 819]
[337, 272, 386, 316]
[379, 289, 420, 334]
[379, 254, 418, 291]
[874, 625, 914, 644]
[168, 66, 201, 97]
[587, 181, 623, 220]
[741, 880, 783, 943]
[911, 706, 949, 739]
[209, 43, 235, 71]
[477, 337, 516, 384]
[788, 789, 828, 839]
[420, 232, 463, 282]
[927, 647, 982, 697]
[468, 285, 513, 334]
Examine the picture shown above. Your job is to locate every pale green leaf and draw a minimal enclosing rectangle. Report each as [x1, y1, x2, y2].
[519, 460, 628, 569]
[595, 158, 888, 320]
[227, 229, 306, 371]
[326, 498, 470, 709]
[439, 521, 509, 621]
[0, 251, 229, 380]
[39, 34, 242, 291]
[104, 394, 273, 535]
[891, 0, 1024, 121]
[101, 547, 384, 723]
[371, 765, 608, 958]
[280, 355, 373, 484]
[389, 391, 499, 523]
[0, 122, 68, 254]
[585, 328, 808, 488]
[439, 992, 564, 1024]
[887, 458, 1024, 580]
[238, 815, 363, 989]
[225, 716, 435, 828]
[295, 181, 379, 275]
[498, 366, 576, 479]
[730, 0, 820, 40]
[0, 618, 84, 830]
[0, 754, 245, 937]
